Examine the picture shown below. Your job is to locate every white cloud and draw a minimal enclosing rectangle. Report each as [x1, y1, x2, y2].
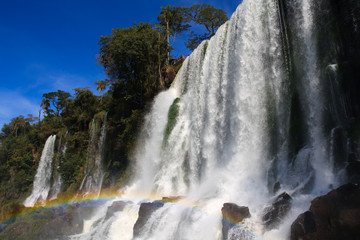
[0, 89, 40, 128]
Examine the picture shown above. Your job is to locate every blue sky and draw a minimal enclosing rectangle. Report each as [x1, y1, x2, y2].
[0, 0, 241, 128]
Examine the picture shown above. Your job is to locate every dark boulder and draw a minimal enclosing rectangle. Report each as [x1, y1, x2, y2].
[133, 201, 164, 237]
[105, 201, 128, 220]
[222, 203, 251, 223]
[0, 205, 84, 239]
[346, 139, 360, 183]
[39, 210, 84, 238]
[221, 203, 251, 240]
[291, 211, 317, 239]
[262, 192, 292, 230]
[346, 161, 360, 183]
[290, 183, 360, 240]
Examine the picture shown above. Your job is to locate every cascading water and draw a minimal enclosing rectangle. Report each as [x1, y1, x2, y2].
[69, 0, 351, 239]
[49, 142, 66, 200]
[24, 135, 56, 207]
[79, 114, 107, 196]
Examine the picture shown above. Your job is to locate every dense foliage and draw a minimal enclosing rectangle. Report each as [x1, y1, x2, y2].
[185, 4, 229, 50]
[0, 3, 228, 221]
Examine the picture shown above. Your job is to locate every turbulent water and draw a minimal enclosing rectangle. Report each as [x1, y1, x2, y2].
[24, 135, 56, 207]
[69, 0, 350, 239]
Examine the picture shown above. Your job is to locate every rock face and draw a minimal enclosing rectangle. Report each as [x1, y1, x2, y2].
[346, 140, 360, 184]
[0, 218, 15, 233]
[222, 203, 251, 223]
[262, 192, 292, 230]
[291, 183, 360, 240]
[133, 201, 164, 237]
[40, 210, 84, 238]
[221, 203, 251, 240]
[105, 201, 128, 220]
[162, 196, 182, 202]
[0, 205, 84, 240]
[164, 66, 176, 86]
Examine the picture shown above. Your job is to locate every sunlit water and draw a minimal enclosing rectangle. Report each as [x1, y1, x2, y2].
[67, 0, 345, 239]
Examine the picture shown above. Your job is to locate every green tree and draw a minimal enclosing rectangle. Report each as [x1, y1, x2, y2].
[13, 116, 25, 137]
[63, 88, 99, 132]
[157, 5, 191, 63]
[98, 23, 168, 106]
[95, 79, 110, 96]
[185, 4, 228, 50]
[41, 90, 71, 117]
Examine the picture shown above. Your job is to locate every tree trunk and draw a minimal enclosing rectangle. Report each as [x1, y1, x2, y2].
[158, 33, 165, 89]
[166, 21, 170, 64]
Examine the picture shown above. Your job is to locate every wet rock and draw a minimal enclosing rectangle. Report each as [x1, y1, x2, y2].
[0, 205, 83, 239]
[40, 211, 84, 238]
[346, 161, 360, 183]
[290, 183, 360, 240]
[0, 218, 15, 233]
[330, 127, 348, 170]
[164, 66, 176, 86]
[71, 202, 98, 220]
[291, 211, 317, 240]
[133, 201, 164, 237]
[221, 203, 251, 240]
[262, 192, 292, 230]
[222, 203, 251, 223]
[105, 201, 128, 220]
[346, 140, 360, 183]
[162, 196, 182, 202]
[273, 182, 281, 194]
[37, 203, 93, 238]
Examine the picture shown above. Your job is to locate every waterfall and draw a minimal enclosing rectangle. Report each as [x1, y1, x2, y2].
[23, 135, 56, 207]
[79, 114, 107, 196]
[49, 142, 66, 200]
[68, 0, 351, 239]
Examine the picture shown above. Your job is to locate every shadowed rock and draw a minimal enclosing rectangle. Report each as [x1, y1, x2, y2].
[40, 210, 84, 238]
[291, 183, 360, 240]
[133, 201, 164, 237]
[262, 192, 292, 230]
[105, 201, 128, 220]
[291, 211, 317, 239]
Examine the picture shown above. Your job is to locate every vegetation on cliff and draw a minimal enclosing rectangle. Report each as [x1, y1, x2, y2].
[0, 3, 228, 221]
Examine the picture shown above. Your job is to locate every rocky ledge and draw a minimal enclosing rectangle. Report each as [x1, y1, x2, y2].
[291, 183, 360, 240]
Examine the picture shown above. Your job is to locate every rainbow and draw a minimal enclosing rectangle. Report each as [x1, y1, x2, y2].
[0, 190, 260, 238]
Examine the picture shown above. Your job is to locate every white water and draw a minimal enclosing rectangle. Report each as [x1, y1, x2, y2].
[24, 135, 56, 207]
[70, 0, 344, 239]
[79, 115, 107, 196]
[49, 143, 66, 200]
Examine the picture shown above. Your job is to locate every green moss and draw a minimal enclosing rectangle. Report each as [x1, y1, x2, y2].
[202, 41, 209, 59]
[163, 98, 181, 145]
[180, 61, 190, 96]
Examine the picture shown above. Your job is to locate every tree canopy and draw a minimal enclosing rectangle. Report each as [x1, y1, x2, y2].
[41, 90, 71, 117]
[0, 3, 229, 220]
[157, 5, 191, 63]
[185, 4, 228, 50]
[98, 23, 168, 105]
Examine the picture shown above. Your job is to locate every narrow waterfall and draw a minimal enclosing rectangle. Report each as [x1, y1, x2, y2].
[49, 142, 66, 200]
[79, 114, 107, 196]
[67, 0, 354, 239]
[23, 135, 56, 207]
